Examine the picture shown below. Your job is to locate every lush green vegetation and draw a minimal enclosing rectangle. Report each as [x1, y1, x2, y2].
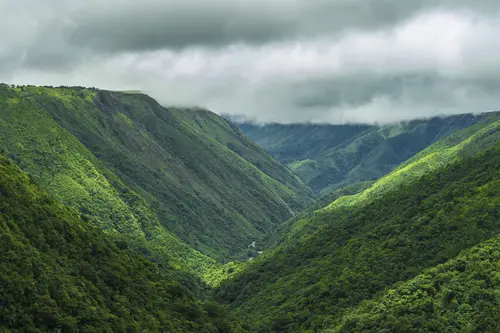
[0, 84, 226, 286]
[0, 84, 311, 282]
[239, 113, 498, 194]
[268, 118, 500, 246]
[4, 83, 500, 332]
[0, 153, 246, 332]
[237, 122, 370, 166]
[325, 119, 500, 211]
[217, 141, 500, 332]
[329, 234, 500, 332]
[31, 86, 311, 260]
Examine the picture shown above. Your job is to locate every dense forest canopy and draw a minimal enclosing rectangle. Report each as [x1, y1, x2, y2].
[1, 83, 500, 332]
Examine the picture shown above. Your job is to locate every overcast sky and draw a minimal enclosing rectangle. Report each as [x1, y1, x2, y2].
[1, 0, 500, 124]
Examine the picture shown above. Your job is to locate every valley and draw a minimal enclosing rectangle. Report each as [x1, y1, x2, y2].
[1, 84, 500, 332]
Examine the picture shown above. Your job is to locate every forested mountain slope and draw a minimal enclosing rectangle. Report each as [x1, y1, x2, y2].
[217, 136, 500, 332]
[4, 82, 500, 333]
[0, 153, 245, 332]
[0, 84, 312, 268]
[329, 234, 500, 332]
[264, 118, 500, 247]
[237, 122, 370, 166]
[239, 113, 498, 194]
[325, 117, 500, 212]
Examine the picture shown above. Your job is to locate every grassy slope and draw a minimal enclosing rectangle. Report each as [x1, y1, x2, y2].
[0, 85, 311, 272]
[238, 123, 370, 165]
[239, 113, 495, 194]
[175, 109, 307, 194]
[0, 84, 222, 285]
[26, 86, 311, 260]
[217, 133, 500, 332]
[0, 153, 246, 332]
[326, 117, 500, 211]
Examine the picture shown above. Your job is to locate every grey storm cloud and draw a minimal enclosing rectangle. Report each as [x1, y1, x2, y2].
[197, 74, 500, 124]
[66, 0, 500, 51]
[3, 0, 499, 63]
[67, 0, 424, 51]
[285, 75, 500, 123]
[1, 0, 500, 124]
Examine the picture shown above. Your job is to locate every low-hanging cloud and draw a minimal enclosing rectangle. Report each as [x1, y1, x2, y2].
[1, 0, 500, 124]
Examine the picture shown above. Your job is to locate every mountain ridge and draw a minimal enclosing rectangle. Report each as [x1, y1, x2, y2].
[216, 122, 500, 332]
[237, 112, 499, 194]
[3, 83, 500, 332]
[0, 84, 312, 284]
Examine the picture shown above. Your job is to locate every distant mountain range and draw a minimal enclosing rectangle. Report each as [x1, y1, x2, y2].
[237, 112, 500, 195]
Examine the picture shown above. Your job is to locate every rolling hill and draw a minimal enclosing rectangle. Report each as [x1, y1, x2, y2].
[260, 115, 500, 248]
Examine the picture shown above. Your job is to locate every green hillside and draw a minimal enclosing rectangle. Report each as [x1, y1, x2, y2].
[329, 234, 500, 332]
[263, 118, 500, 248]
[0, 84, 224, 285]
[0, 153, 245, 332]
[0, 84, 312, 271]
[216, 135, 500, 332]
[4, 83, 500, 333]
[325, 118, 500, 211]
[239, 113, 497, 194]
[237, 122, 370, 165]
